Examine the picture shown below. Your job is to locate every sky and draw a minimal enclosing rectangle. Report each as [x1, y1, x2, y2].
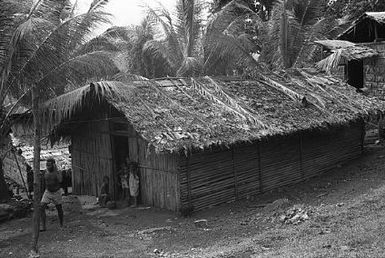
[76, 0, 177, 33]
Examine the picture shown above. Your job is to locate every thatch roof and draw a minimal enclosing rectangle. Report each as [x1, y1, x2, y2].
[365, 12, 385, 24]
[315, 40, 378, 73]
[338, 12, 385, 40]
[15, 69, 385, 153]
[315, 40, 355, 49]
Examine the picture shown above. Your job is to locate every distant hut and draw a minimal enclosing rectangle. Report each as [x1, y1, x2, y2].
[317, 12, 385, 97]
[1, 135, 71, 190]
[13, 70, 383, 212]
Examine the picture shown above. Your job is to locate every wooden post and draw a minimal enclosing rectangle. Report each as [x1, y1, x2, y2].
[281, 0, 289, 68]
[30, 85, 41, 255]
[299, 134, 304, 179]
[374, 21, 379, 42]
[107, 108, 117, 200]
[186, 153, 192, 207]
[257, 141, 263, 193]
[232, 148, 239, 199]
[360, 119, 365, 153]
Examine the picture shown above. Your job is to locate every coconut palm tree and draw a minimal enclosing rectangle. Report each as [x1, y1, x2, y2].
[100, 20, 168, 78]
[142, 0, 263, 77]
[203, 0, 263, 75]
[142, 0, 204, 77]
[0, 0, 118, 256]
[259, 0, 340, 69]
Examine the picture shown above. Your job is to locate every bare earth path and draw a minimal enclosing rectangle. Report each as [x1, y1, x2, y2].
[2, 145, 385, 258]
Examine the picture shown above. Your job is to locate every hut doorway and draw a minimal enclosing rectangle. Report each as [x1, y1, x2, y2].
[347, 60, 364, 89]
[112, 135, 129, 199]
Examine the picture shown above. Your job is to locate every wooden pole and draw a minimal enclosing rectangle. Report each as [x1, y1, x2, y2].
[30, 85, 41, 256]
[281, 0, 289, 68]
[299, 134, 304, 179]
[231, 148, 238, 200]
[12, 150, 28, 195]
[186, 153, 191, 207]
[257, 141, 263, 193]
[374, 21, 379, 42]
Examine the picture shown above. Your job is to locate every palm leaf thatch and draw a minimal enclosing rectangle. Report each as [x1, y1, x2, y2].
[15, 69, 385, 153]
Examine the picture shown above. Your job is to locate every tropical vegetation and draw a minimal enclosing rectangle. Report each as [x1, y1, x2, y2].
[1, 0, 385, 257]
[0, 0, 119, 256]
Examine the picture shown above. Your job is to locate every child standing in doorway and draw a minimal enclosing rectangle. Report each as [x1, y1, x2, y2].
[118, 163, 130, 203]
[129, 161, 140, 208]
[98, 176, 110, 207]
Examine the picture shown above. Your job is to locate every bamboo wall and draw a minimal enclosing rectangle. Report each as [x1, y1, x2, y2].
[71, 116, 113, 197]
[362, 42, 385, 97]
[179, 121, 364, 211]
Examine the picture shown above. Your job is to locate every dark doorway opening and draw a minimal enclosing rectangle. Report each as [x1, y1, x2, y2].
[347, 60, 364, 89]
[113, 135, 129, 199]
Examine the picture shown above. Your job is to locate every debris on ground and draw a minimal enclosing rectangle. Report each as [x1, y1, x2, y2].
[279, 206, 311, 225]
[0, 199, 32, 223]
[264, 198, 291, 215]
[138, 226, 175, 235]
[194, 219, 208, 228]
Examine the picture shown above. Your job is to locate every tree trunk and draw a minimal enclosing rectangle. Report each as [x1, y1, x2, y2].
[30, 86, 42, 255]
[0, 108, 10, 203]
[0, 159, 10, 202]
[281, 0, 289, 68]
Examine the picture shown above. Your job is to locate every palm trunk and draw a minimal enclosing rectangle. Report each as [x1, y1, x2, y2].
[30, 85, 41, 255]
[281, 0, 289, 68]
[0, 108, 10, 203]
[0, 159, 9, 202]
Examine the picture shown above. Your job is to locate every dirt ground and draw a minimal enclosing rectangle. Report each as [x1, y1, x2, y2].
[2, 144, 385, 258]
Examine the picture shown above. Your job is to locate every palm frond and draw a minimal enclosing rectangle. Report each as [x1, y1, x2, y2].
[316, 49, 343, 74]
[176, 56, 202, 77]
[204, 0, 260, 74]
[4, 1, 113, 100]
[293, 0, 324, 26]
[67, 0, 111, 52]
[191, 78, 263, 126]
[145, 5, 184, 68]
[88, 0, 110, 13]
[142, 39, 174, 71]
[35, 51, 118, 94]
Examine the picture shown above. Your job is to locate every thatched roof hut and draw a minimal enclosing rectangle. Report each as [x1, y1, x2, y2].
[13, 69, 384, 212]
[338, 12, 385, 43]
[315, 40, 379, 74]
[318, 12, 385, 95]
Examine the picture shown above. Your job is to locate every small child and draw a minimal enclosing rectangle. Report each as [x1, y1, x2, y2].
[118, 163, 130, 202]
[99, 176, 110, 207]
[129, 162, 140, 207]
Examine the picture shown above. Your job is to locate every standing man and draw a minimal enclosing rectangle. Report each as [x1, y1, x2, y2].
[40, 158, 63, 231]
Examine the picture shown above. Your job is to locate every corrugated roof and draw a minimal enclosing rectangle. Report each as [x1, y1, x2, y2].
[28, 69, 384, 153]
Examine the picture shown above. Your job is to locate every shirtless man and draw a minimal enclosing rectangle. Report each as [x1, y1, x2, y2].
[40, 158, 63, 231]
